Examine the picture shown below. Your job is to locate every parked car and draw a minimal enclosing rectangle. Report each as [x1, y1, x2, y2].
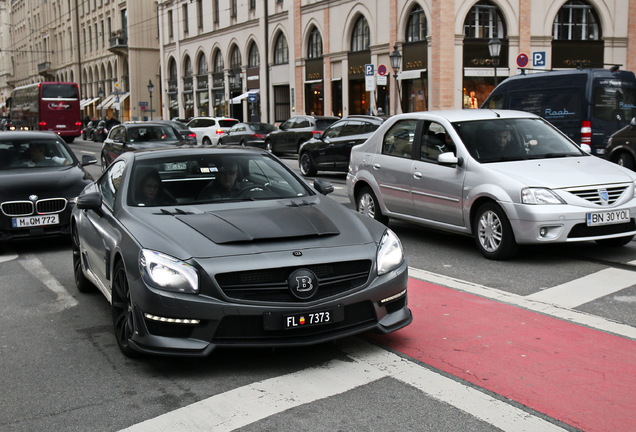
[100, 122, 187, 169]
[153, 119, 198, 145]
[218, 122, 277, 148]
[1, 118, 15, 131]
[606, 117, 636, 169]
[265, 115, 339, 155]
[186, 116, 239, 145]
[82, 120, 97, 140]
[298, 115, 385, 176]
[71, 146, 411, 357]
[0, 131, 96, 242]
[347, 109, 636, 260]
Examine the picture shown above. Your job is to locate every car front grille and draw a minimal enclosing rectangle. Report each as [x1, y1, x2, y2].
[1, 198, 67, 216]
[213, 301, 377, 341]
[215, 260, 373, 303]
[565, 185, 629, 205]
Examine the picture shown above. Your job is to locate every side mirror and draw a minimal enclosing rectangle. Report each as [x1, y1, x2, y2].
[312, 131, 323, 140]
[438, 152, 462, 167]
[81, 155, 98, 166]
[76, 192, 103, 213]
[313, 178, 334, 195]
[580, 143, 592, 154]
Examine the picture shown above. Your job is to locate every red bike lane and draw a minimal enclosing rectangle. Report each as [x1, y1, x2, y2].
[375, 279, 636, 432]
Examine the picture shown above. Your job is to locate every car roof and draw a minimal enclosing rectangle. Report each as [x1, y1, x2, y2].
[130, 146, 267, 161]
[389, 109, 542, 123]
[188, 116, 238, 121]
[0, 131, 61, 140]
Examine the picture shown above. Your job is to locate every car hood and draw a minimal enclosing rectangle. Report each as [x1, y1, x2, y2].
[123, 196, 381, 259]
[485, 156, 636, 188]
[0, 166, 92, 199]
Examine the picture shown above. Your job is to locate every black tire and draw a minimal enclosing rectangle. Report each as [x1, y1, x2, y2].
[202, 137, 212, 146]
[596, 235, 634, 247]
[218, 138, 224, 145]
[356, 186, 388, 225]
[473, 202, 518, 260]
[616, 152, 635, 170]
[111, 260, 139, 358]
[72, 225, 94, 293]
[299, 152, 317, 176]
[240, 140, 246, 147]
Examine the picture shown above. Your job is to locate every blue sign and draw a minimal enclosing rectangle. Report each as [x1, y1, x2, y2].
[365, 64, 374, 76]
[248, 93, 257, 103]
[533, 51, 546, 67]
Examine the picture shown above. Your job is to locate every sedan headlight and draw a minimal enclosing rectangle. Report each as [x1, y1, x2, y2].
[139, 249, 199, 294]
[521, 188, 565, 205]
[377, 229, 404, 275]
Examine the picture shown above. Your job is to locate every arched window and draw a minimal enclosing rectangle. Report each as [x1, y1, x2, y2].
[307, 26, 322, 59]
[248, 42, 260, 67]
[213, 50, 224, 73]
[351, 16, 370, 51]
[230, 46, 241, 70]
[197, 54, 207, 75]
[183, 56, 193, 77]
[553, 0, 600, 40]
[168, 58, 177, 80]
[406, 5, 427, 42]
[274, 33, 288, 64]
[463, 1, 505, 39]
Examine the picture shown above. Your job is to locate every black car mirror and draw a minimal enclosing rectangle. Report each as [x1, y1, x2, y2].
[312, 131, 323, 140]
[77, 192, 103, 213]
[81, 155, 98, 166]
[313, 178, 334, 195]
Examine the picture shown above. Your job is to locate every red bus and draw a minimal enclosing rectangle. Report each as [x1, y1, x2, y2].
[8, 82, 82, 142]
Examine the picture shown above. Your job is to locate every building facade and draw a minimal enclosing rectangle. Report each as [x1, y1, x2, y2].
[158, 0, 636, 123]
[1, 0, 160, 122]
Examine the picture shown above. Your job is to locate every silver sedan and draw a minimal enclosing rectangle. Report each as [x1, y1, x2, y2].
[347, 109, 636, 260]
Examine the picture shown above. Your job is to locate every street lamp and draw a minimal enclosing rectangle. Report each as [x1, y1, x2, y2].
[147, 80, 154, 121]
[389, 44, 402, 115]
[97, 87, 104, 120]
[488, 37, 502, 87]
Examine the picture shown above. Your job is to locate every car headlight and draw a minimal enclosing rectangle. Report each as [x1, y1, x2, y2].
[521, 188, 565, 204]
[139, 249, 199, 294]
[377, 229, 404, 275]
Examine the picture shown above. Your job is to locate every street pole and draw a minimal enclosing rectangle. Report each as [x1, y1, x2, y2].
[389, 44, 402, 116]
[147, 80, 154, 121]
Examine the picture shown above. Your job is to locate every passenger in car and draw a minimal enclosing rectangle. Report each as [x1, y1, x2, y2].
[134, 167, 176, 206]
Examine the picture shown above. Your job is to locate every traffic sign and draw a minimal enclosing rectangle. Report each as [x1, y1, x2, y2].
[516, 53, 529, 68]
[365, 64, 374, 76]
[377, 64, 387, 76]
[533, 51, 546, 67]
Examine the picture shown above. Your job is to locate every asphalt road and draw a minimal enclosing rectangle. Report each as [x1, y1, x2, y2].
[1, 138, 634, 432]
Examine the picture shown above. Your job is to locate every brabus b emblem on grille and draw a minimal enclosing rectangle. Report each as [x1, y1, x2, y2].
[599, 189, 609, 205]
[288, 269, 319, 300]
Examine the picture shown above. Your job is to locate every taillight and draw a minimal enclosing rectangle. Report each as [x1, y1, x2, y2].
[188, 133, 196, 138]
[253, 134, 265, 139]
[39, 121, 47, 128]
[75, 121, 83, 127]
[216, 129, 224, 135]
[580, 120, 592, 145]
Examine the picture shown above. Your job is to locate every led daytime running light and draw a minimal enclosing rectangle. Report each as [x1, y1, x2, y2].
[144, 313, 200, 325]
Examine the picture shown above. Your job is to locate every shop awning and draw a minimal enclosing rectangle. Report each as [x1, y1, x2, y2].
[231, 89, 259, 104]
[96, 95, 116, 109]
[80, 97, 99, 108]
[109, 93, 129, 110]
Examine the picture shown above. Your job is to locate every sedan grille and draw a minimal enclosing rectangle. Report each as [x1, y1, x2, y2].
[1, 198, 67, 216]
[215, 260, 373, 303]
[565, 185, 628, 205]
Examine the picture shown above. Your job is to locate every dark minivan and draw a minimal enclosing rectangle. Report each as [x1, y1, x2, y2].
[481, 68, 636, 157]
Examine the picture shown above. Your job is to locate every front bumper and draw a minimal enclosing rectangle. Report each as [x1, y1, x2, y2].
[502, 200, 636, 244]
[126, 260, 411, 357]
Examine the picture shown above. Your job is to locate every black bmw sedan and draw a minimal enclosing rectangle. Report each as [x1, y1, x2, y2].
[0, 131, 96, 242]
[72, 147, 411, 357]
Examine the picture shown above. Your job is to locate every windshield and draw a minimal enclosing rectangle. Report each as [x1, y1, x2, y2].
[127, 125, 179, 142]
[453, 118, 586, 163]
[0, 138, 74, 169]
[128, 152, 311, 207]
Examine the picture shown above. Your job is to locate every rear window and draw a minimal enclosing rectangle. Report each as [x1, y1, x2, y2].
[41, 84, 79, 99]
[592, 78, 636, 122]
[316, 119, 337, 130]
[218, 120, 239, 128]
[251, 123, 276, 133]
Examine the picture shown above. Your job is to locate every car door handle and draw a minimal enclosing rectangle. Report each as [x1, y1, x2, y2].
[373, 163, 381, 170]
[413, 171, 422, 179]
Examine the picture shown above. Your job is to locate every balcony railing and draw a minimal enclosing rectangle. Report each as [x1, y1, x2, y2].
[108, 31, 128, 54]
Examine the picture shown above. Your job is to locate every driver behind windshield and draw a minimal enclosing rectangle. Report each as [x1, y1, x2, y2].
[198, 158, 242, 199]
[21, 141, 69, 167]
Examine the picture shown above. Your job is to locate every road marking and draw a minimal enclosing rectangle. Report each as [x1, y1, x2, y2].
[119, 338, 564, 432]
[526, 261, 636, 308]
[19, 254, 78, 312]
[408, 267, 636, 340]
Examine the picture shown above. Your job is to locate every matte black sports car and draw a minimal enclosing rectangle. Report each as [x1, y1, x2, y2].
[0, 131, 96, 242]
[72, 147, 411, 357]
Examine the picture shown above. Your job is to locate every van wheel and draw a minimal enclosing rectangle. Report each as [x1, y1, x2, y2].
[616, 153, 634, 170]
[356, 187, 388, 225]
[473, 202, 518, 260]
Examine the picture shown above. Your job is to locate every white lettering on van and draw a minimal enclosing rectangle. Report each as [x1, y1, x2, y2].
[544, 108, 575, 118]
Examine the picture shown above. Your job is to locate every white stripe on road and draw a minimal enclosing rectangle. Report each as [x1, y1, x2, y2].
[19, 253, 78, 312]
[119, 338, 565, 432]
[408, 267, 636, 340]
